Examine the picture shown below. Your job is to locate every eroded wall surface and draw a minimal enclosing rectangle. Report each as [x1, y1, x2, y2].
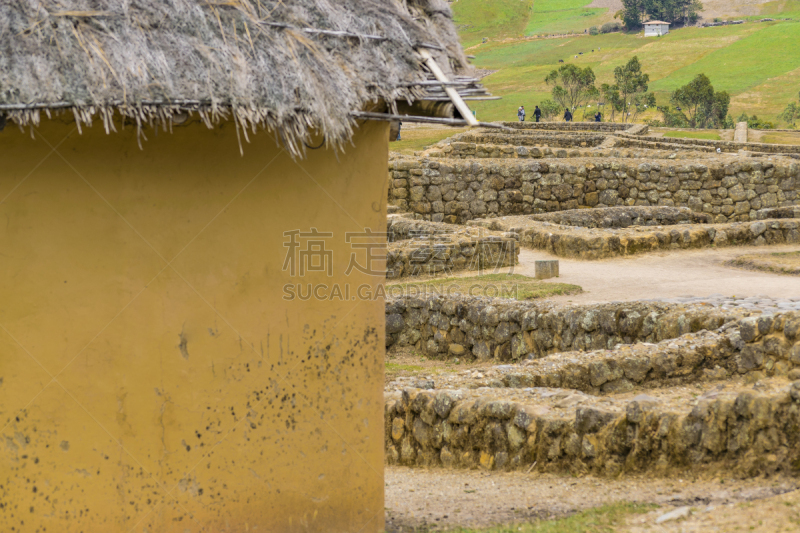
[0, 118, 387, 532]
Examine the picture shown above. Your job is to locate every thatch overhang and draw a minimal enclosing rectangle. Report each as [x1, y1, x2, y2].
[0, 0, 490, 154]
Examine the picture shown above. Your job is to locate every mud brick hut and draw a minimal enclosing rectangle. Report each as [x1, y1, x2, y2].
[0, 1, 485, 531]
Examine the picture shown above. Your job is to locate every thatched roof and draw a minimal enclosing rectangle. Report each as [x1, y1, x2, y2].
[0, 0, 478, 153]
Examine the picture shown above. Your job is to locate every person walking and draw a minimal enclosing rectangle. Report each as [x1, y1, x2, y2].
[517, 105, 526, 122]
[534, 105, 542, 123]
[594, 111, 602, 122]
[563, 108, 573, 122]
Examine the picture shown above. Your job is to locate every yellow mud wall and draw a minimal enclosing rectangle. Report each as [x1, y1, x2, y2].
[0, 117, 388, 532]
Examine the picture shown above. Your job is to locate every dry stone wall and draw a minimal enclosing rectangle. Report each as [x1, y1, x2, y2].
[388, 157, 800, 224]
[502, 122, 644, 134]
[615, 134, 800, 156]
[384, 294, 800, 478]
[424, 143, 731, 162]
[526, 206, 710, 228]
[450, 131, 609, 149]
[424, 316, 799, 393]
[385, 295, 734, 360]
[385, 311, 800, 477]
[385, 377, 800, 477]
[472, 216, 800, 260]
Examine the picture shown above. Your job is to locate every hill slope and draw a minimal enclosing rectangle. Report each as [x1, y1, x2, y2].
[454, 0, 800, 125]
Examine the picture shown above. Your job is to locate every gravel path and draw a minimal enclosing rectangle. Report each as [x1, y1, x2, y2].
[513, 244, 800, 305]
[385, 467, 800, 532]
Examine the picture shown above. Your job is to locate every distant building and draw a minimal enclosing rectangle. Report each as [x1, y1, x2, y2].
[644, 21, 670, 36]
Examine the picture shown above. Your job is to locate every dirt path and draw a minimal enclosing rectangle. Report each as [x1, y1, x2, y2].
[512, 244, 800, 305]
[385, 466, 800, 532]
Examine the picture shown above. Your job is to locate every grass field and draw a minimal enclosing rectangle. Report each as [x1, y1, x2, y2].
[390, 125, 469, 155]
[448, 502, 656, 533]
[663, 130, 722, 140]
[452, 0, 800, 126]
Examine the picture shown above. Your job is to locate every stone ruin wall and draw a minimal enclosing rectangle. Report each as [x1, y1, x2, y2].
[385, 295, 733, 360]
[614, 134, 800, 155]
[385, 218, 518, 279]
[502, 122, 643, 134]
[385, 307, 800, 477]
[388, 158, 800, 224]
[472, 215, 800, 260]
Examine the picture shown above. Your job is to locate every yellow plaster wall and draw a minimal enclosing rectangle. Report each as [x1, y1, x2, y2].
[0, 117, 388, 532]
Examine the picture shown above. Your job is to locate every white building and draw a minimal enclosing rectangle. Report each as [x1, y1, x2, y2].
[644, 20, 670, 36]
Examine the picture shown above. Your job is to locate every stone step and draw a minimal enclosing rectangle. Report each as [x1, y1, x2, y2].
[387, 312, 800, 394]
[385, 374, 800, 478]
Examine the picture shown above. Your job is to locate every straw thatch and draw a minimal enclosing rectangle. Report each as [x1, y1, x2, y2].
[0, 0, 475, 154]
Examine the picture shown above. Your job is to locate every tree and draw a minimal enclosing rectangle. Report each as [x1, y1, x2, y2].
[670, 74, 729, 128]
[623, 0, 703, 27]
[600, 83, 623, 122]
[614, 56, 651, 123]
[659, 106, 690, 127]
[544, 64, 598, 114]
[778, 92, 800, 128]
[630, 92, 657, 123]
[619, 0, 645, 29]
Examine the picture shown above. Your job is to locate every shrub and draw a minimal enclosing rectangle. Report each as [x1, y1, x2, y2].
[539, 100, 562, 120]
[589, 26, 599, 35]
[659, 106, 690, 127]
[738, 112, 774, 129]
[749, 115, 775, 129]
[600, 21, 622, 33]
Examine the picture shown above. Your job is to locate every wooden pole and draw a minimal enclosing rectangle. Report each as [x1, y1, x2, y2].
[418, 49, 480, 127]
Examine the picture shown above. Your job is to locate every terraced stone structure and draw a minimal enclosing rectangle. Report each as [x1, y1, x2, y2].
[470, 208, 800, 260]
[382, 122, 800, 484]
[385, 299, 800, 477]
[388, 122, 800, 225]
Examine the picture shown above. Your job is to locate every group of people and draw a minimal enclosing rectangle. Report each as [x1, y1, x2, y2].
[517, 105, 601, 123]
[517, 105, 541, 122]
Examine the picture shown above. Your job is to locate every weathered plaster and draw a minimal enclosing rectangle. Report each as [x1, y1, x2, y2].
[0, 118, 387, 532]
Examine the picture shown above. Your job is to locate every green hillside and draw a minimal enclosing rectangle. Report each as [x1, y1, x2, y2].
[454, 0, 612, 48]
[453, 0, 800, 126]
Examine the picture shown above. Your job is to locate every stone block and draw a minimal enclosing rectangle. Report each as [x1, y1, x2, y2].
[535, 260, 559, 280]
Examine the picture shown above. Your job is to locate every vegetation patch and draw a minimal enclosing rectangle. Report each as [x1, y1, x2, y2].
[390, 126, 470, 155]
[387, 274, 582, 301]
[441, 502, 657, 532]
[760, 132, 800, 145]
[663, 130, 722, 140]
[728, 251, 800, 275]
